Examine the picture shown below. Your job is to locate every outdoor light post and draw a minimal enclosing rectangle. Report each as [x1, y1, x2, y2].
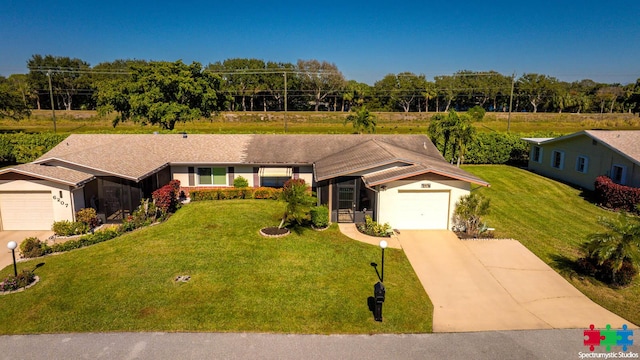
[374, 240, 388, 322]
[380, 240, 387, 282]
[7, 241, 18, 277]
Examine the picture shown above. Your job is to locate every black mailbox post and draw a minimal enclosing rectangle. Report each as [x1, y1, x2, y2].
[374, 281, 385, 321]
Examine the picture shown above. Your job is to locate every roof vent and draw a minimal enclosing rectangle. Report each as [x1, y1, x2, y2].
[423, 142, 427, 149]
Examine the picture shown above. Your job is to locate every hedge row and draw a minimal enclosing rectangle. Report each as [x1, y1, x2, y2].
[463, 132, 530, 165]
[594, 176, 640, 213]
[0, 133, 68, 164]
[189, 187, 282, 201]
[19, 227, 121, 258]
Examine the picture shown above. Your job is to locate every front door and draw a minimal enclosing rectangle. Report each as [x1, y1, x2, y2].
[337, 180, 356, 222]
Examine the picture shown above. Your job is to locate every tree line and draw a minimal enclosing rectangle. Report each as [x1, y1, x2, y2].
[2, 54, 640, 124]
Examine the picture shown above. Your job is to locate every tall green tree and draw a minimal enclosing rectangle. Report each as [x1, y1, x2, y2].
[0, 76, 31, 119]
[96, 60, 224, 130]
[374, 72, 427, 112]
[427, 110, 475, 165]
[624, 78, 640, 115]
[517, 73, 558, 113]
[27, 54, 92, 111]
[297, 59, 345, 111]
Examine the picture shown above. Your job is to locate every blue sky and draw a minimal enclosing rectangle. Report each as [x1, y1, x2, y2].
[1, 0, 639, 84]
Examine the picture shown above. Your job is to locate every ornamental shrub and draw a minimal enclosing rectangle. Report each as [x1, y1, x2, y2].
[19, 237, 51, 258]
[76, 207, 99, 228]
[0, 270, 36, 292]
[152, 179, 181, 213]
[594, 176, 640, 213]
[253, 187, 281, 200]
[310, 205, 329, 228]
[50, 227, 121, 253]
[233, 176, 249, 188]
[52, 220, 89, 236]
[357, 215, 392, 237]
[453, 192, 491, 236]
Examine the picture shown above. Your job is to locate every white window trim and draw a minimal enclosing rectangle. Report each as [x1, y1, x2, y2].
[196, 167, 228, 186]
[611, 164, 627, 185]
[575, 156, 589, 174]
[551, 150, 565, 170]
[532, 146, 543, 163]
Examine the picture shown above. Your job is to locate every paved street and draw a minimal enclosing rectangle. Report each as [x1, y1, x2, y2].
[3, 329, 638, 360]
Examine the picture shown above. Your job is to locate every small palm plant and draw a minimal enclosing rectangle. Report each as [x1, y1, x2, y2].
[453, 192, 491, 236]
[582, 211, 640, 285]
[278, 179, 316, 229]
[344, 105, 376, 134]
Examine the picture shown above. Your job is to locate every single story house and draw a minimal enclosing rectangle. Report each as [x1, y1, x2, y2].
[523, 130, 640, 191]
[0, 134, 489, 231]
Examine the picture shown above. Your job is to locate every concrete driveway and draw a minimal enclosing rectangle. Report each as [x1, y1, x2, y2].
[397, 230, 633, 333]
[0, 230, 54, 271]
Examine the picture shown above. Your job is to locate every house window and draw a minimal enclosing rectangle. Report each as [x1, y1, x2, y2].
[260, 177, 291, 188]
[532, 146, 543, 163]
[551, 150, 564, 170]
[197, 167, 227, 186]
[575, 156, 588, 173]
[611, 165, 627, 185]
[259, 167, 292, 188]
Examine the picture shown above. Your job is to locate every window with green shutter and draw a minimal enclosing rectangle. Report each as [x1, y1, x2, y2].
[197, 167, 227, 186]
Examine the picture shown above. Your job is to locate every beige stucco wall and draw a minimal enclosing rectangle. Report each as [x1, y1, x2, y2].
[528, 135, 640, 190]
[171, 165, 315, 188]
[0, 179, 75, 223]
[376, 179, 470, 230]
[296, 166, 314, 186]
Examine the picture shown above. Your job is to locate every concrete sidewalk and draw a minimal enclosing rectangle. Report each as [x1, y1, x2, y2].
[397, 231, 633, 332]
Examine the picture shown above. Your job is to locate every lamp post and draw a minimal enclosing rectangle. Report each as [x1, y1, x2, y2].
[7, 241, 17, 277]
[374, 240, 388, 322]
[379, 240, 387, 282]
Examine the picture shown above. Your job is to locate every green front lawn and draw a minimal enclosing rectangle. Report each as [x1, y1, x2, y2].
[464, 165, 640, 326]
[0, 200, 432, 334]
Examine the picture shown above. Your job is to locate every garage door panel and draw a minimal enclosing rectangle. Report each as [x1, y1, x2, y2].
[0, 192, 54, 230]
[387, 190, 450, 230]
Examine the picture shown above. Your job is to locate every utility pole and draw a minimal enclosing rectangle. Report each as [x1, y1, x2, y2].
[47, 70, 57, 133]
[507, 73, 515, 133]
[283, 71, 288, 133]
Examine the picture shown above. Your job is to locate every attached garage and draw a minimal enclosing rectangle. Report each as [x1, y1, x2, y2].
[383, 190, 451, 230]
[0, 191, 54, 230]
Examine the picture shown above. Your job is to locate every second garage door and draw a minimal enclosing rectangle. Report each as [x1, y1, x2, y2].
[0, 191, 54, 230]
[385, 190, 450, 230]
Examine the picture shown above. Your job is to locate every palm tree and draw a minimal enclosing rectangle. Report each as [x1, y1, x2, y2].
[344, 105, 376, 134]
[583, 212, 640, 282]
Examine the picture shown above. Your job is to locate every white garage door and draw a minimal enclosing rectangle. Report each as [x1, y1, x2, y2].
[386, 190, 450, 230]
[0, 192, 54, 230]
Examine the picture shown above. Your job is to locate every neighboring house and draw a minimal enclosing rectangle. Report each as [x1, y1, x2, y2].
[523, 130, 640, 191]
[0, 134, 488, 231]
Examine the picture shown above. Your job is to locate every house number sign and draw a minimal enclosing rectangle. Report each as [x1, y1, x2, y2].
[52, 194, 69, 208]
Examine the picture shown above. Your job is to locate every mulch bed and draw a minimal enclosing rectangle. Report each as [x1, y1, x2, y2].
[259, 227, 290, 238]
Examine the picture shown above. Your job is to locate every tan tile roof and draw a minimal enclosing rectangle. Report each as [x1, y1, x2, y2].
[33, 134, 488, 186]
[0, 163, 94, 186]
[585, 130, 640, 164]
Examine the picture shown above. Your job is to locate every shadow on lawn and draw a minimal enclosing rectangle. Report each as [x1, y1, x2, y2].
[550, 254, 583, 280]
